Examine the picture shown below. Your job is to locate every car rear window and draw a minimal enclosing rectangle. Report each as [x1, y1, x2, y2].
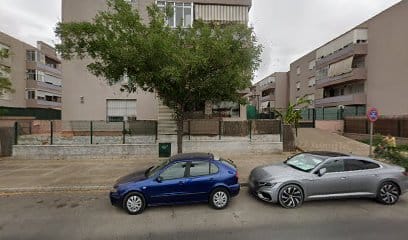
[220, 158, 236, 169]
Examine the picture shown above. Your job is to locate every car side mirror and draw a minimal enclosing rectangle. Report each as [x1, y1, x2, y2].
[318, 168, 327, 177]
[156, 176, 163, 183]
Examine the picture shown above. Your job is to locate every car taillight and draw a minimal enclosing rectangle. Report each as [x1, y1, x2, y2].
[235, 172, 239, 179]
[403, 171, 408, 177]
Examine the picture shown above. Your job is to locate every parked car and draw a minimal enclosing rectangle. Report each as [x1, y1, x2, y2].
[249, 151, 408, 208]
[110, 153, 240, 214]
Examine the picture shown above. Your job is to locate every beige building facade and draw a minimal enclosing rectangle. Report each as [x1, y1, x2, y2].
[0, 32, 62, 112]
[62, 0, 252, 122]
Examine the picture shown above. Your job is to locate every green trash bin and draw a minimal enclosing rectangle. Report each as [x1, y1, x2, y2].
[159, 143, 171, 158]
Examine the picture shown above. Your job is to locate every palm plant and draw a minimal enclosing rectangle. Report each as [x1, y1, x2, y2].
[273, 96, 311, 127]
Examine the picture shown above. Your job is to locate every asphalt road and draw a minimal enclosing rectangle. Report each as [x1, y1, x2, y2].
[0, 189, 407, 240]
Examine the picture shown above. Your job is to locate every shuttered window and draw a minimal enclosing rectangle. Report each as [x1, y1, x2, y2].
[106, 99, 137, 122]
[195, 4, 248, 23]
[328, 57, 353, 77]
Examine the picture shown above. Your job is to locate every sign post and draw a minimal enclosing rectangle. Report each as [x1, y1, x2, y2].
[367, 107, 379, 157]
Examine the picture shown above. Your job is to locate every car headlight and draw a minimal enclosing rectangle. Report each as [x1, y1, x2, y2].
[258, 182, 276, 187]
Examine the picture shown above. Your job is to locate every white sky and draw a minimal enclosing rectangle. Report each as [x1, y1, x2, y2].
[0, 0, 401, 82]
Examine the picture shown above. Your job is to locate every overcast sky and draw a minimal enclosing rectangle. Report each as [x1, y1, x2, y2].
[0, 0, 401, 82]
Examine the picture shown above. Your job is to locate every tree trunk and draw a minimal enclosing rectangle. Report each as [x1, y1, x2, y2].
[176, 118, 183, 153]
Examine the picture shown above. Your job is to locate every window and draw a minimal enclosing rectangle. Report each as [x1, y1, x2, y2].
[285, 153, 325, 172]
[0, 65, 10, 78]
[321, 159, 344, 173]
[106, 99, 137, 122]
[26, 50, 37, 62]
[160, 162, 187, 180]
[345, 159, 380, 171]
[296, 82, 300, 91]
[157, 1, 193, 28]
[210, 163, 219, 174]
[0, 43, 10, 57]
[308, 77, 316, 87]
[26, 90, 36, 100]
[27, 69, 36, 80]
[296, 66, 301, 75]
[189, 161, 209, 177]
[309, 60, 316, 70]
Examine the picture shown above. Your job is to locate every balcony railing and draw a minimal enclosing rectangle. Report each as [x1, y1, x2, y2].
[26, 99, 62, 109]
[316, 44, 367, 69]
[316, 68, 367, 89]
[315, 93, 366, 108]
[26, 80, 62, 92]
[261, 95, 275, 102]
[260, 82, 276, 91]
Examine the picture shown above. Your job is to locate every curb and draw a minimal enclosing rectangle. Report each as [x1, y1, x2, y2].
[0, 183, 249, 194]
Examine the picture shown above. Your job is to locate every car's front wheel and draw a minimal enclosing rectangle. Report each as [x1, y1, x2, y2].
[210, 188, 230, 210]
[278, 184, 304, 209]
[377, 182, 400, 205]
[123, 192, 146, 215]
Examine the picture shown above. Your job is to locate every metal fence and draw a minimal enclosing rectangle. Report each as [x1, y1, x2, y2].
[344, 116, 408, 138]
[301, 106, 366, 121]
[13, 119, 283, 145]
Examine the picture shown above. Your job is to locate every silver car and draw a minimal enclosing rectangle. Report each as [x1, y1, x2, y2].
[249, 152, 408, 208]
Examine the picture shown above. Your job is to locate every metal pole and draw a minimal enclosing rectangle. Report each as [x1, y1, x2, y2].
[50, 121, 53, 145]
[90, 121, 93, 144]
[155, 121, 158, 143]
[249, 120, 252, 141]
[122, 121, 126, 144]
[219, 120, 222, 140]
[369, 121, 373, 157]
[14, 122, 18, 145]
[188, 120, 191, 140]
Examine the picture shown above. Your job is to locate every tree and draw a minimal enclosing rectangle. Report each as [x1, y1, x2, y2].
[0, 49, 14, 98]
[273, 96, 311, 127]
[56, 0, 262, 153]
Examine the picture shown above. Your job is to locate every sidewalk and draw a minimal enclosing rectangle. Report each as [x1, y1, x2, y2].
[0, 153, 291, 193]
[296, 128, 369, 157]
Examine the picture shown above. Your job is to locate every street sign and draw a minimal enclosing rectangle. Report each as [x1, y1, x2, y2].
[367, 107, 379, 157]
[367, 107, 379, 122]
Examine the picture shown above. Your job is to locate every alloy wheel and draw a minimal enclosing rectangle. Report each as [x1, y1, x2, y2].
[279, 185, 303, 208]
[213, 191, 228, 208]
[126, 195, 143, 213]
[379, 183, 399, 204]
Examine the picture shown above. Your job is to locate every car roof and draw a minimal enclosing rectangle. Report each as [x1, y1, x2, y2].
[169, 152, 214, 162]
[303, 151, 350, 158]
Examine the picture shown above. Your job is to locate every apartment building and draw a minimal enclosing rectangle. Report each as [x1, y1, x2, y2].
[0, 32, 62, 116]
[250, 72, 289, 112]
[61, 0, 252, 122]
[249, 0, 408, 118]
[292, 0, 408, 116]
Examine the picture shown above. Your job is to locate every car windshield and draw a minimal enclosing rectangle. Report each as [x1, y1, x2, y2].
[285, 154, 325, 172]
[145, 159, 170, 178]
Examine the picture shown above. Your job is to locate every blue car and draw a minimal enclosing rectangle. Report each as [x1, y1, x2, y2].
[110, 153, 240, 214]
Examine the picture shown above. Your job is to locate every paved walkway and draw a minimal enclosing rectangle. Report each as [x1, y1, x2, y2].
[296, 128, 370, 157]
[0, 153, 291, 193]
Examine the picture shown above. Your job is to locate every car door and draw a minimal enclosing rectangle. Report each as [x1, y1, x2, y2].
[183, 161, 218, 202]
[307, 159, 349, 197]
[146, 161, 188, 205]
[344, 159, 381, 195]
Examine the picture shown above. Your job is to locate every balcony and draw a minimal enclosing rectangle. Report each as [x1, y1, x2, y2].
[26, 61, 62, 77]
[316, 68, 367, 89]
[261, 95, 275, 102]
[260, 82, 276, 91]
[26, 99, 62, 109]
[315, 93, 366, 108]
[316, 44, 367, 69]
[26, 80, 62, 93]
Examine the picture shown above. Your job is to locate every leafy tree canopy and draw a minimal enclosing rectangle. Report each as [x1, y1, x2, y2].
[0, 48, 14, 97]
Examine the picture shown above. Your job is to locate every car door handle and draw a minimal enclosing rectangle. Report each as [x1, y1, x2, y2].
[178, 181, 184, 185]
[340, 177, 347, 180]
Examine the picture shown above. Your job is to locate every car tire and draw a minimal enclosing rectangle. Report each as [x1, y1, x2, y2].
[278, 184, 304, 209]
[210, 188, 230, 210]
[123, 192, 146, 215]
[377, 181, 400, 205]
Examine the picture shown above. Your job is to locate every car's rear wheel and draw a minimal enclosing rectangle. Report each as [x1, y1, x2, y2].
[377, 182, 400, 205]
[210, 188, 230, 210]
[278, 184, 304, 209]
[123, 192, 146, 215]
